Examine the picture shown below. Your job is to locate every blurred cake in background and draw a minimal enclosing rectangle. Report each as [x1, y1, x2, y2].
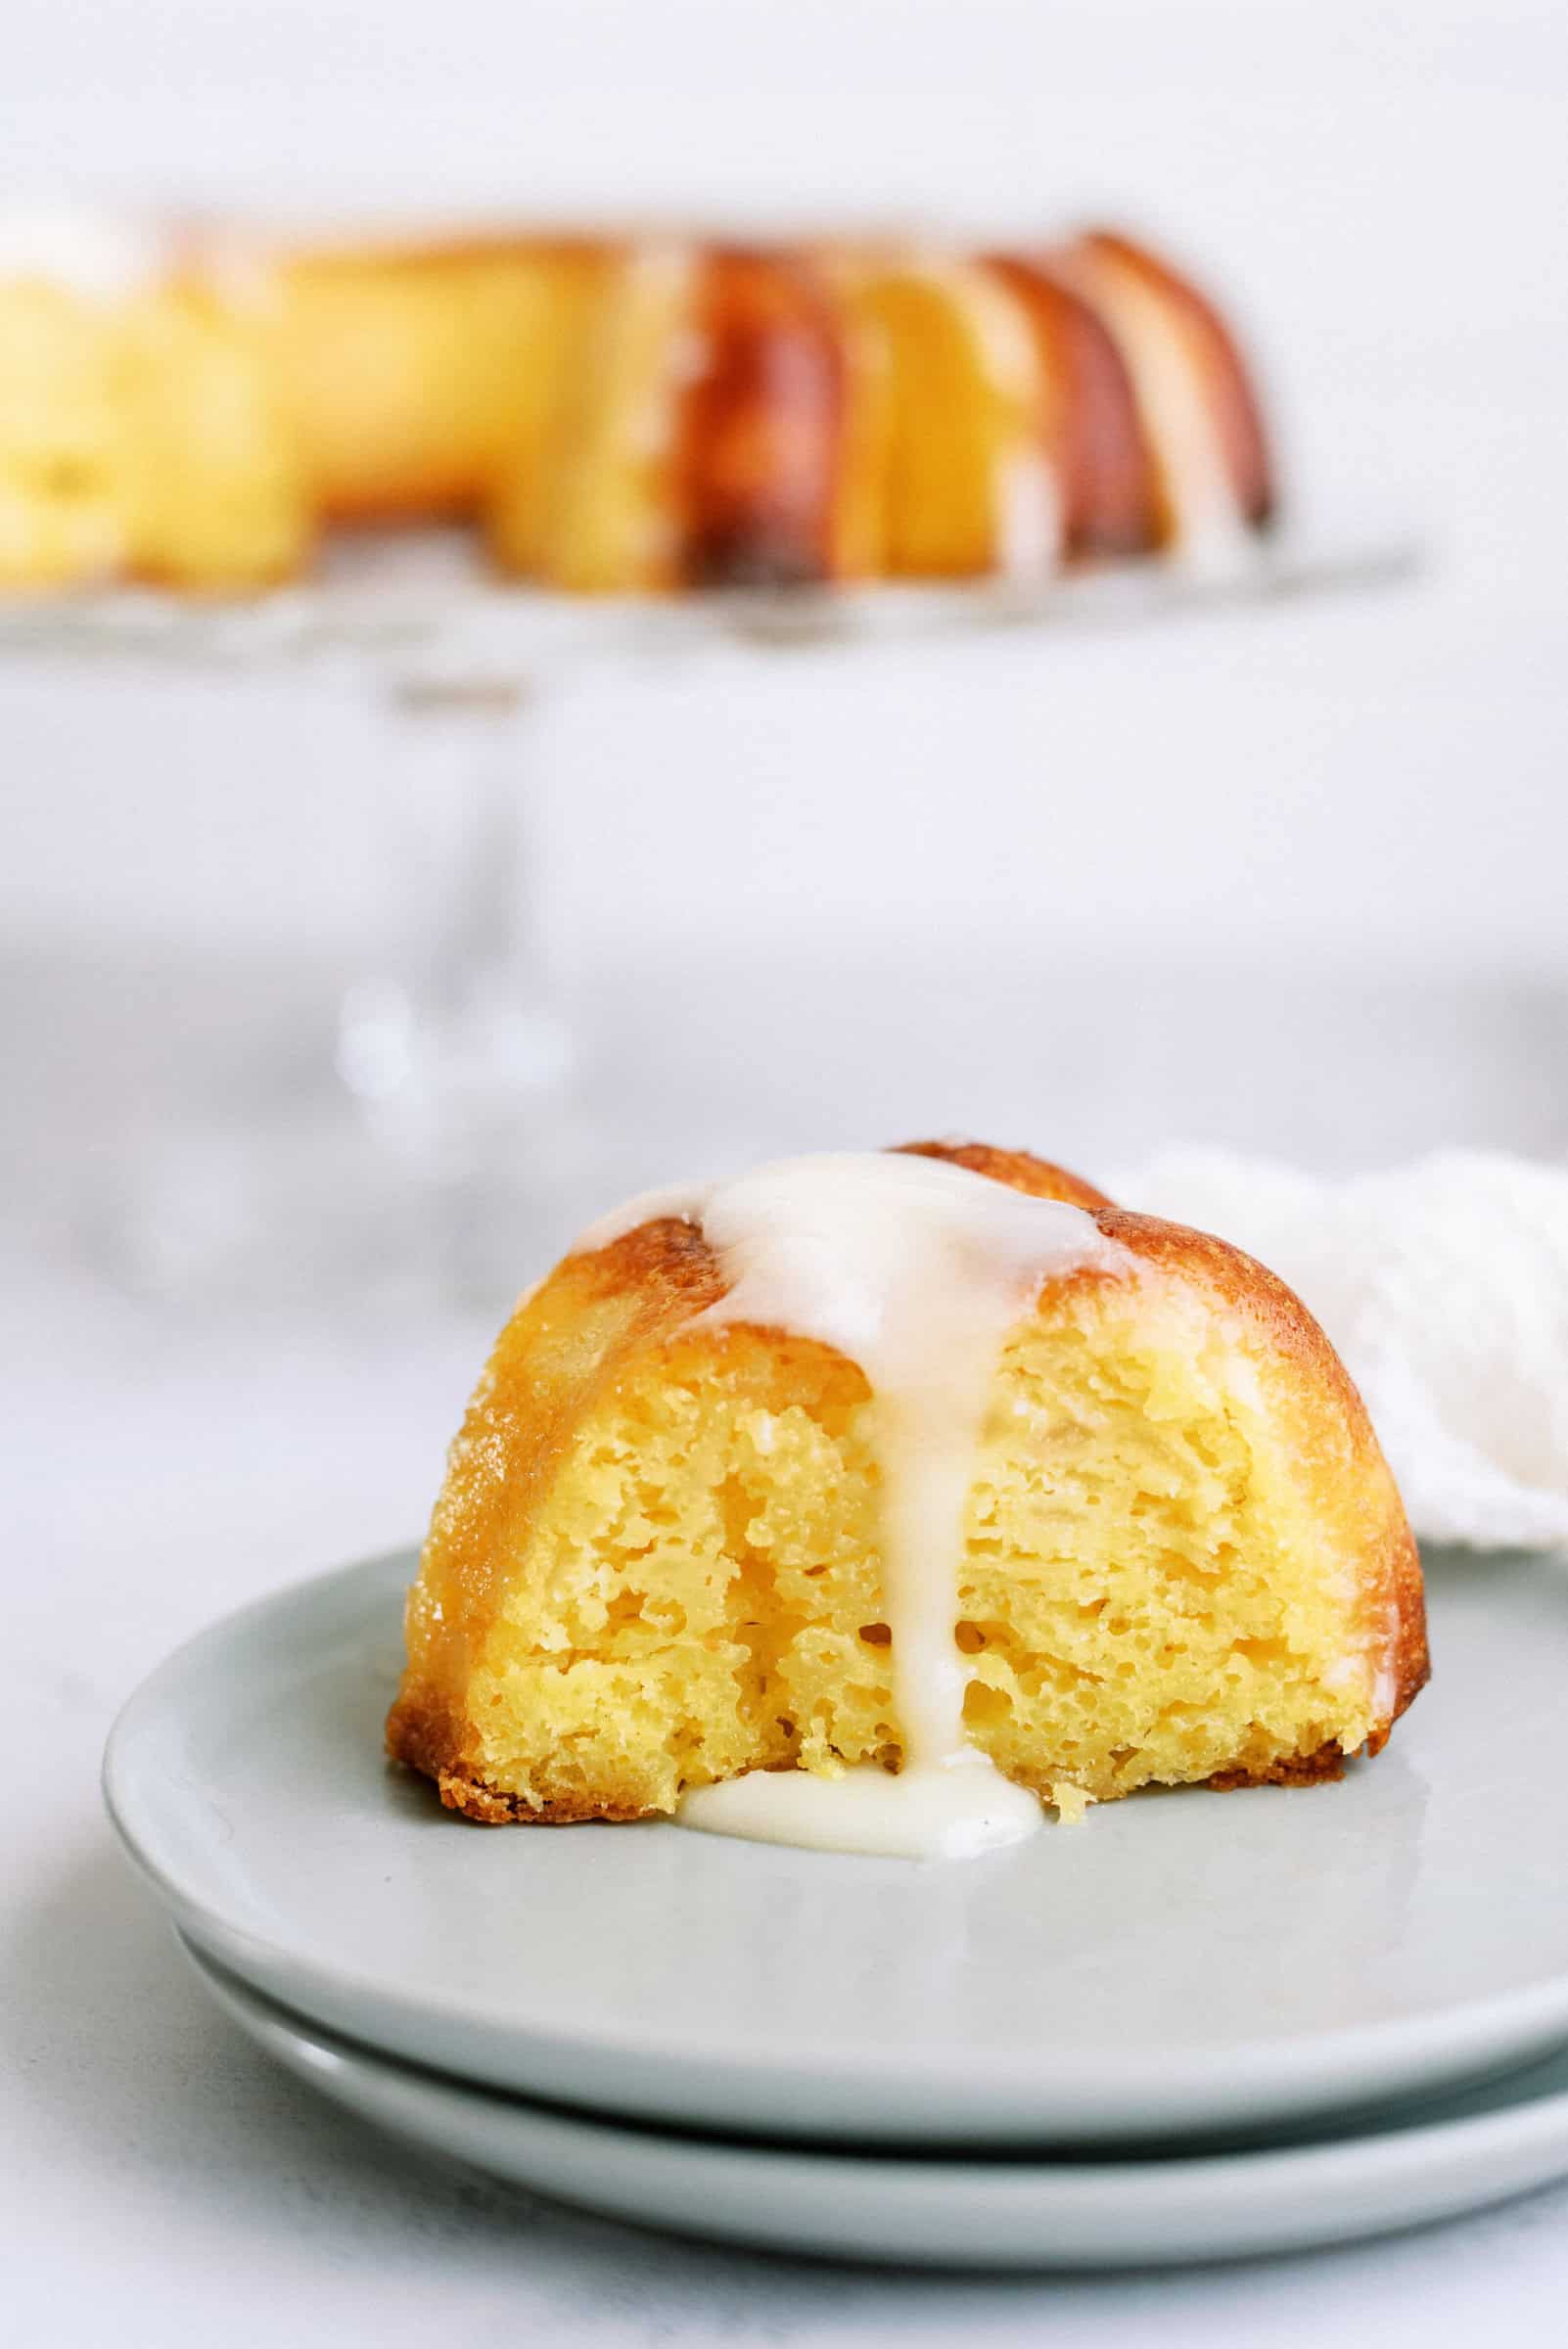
[984, 253, 1163, 559]
[842, 253, 1057, 580]
[0, 211, 1274, 596]
[495, 243, 888, 592]
[278, 235, 611, 530]
[1051, 231, 1274, 559]
[0, 214, 148, 587]
[0, 213, 309, 590]
[119, 262, 312, 589]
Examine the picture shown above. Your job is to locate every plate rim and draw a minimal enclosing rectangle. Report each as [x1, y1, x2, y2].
[182, 1930, 1568, 2269]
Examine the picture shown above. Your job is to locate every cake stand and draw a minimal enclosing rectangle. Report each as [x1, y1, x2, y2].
[0, 521, 1421, 1311]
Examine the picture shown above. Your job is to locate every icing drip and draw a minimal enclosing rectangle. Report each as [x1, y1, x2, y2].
[576, 1152, 1126, 1858]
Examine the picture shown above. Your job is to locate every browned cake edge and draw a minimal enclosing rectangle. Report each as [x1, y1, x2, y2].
[1075, 226, 1277, 530]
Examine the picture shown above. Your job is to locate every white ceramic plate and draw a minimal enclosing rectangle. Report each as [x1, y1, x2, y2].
[106, 1544, 1568, 2147]
[185, 1934, 1568, 2270]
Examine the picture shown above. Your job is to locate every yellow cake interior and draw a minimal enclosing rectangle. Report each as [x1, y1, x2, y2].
[119, 281, 312, 589]
[844, 262, 1041, 578]
[0, 279, 127, 586]
[501, 247, 695, 592]
[279, 242, 608, 527]
[432, 1267, 1390, 1820]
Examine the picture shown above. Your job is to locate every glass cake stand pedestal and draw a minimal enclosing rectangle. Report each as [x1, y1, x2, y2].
[1, 521, 1422, 1313]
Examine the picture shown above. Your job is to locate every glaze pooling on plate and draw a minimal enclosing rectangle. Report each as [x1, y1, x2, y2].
[580, 1152, 1128, 1857]
[677, 1747, 1042, 1859]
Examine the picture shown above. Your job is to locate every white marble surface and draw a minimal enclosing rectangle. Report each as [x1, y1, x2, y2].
[7, 938, 1568, 2347]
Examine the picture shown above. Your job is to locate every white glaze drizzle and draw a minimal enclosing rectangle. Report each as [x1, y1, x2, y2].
[618, 242, 701, 576]
[574, 1152, 1126, 1858]
[994, 444, 1063, 583]
[678, 1751, 1040, 1860]
[957, 267, 1065, 581]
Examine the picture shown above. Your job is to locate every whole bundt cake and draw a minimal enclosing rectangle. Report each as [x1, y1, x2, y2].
[387, 1141, 1426, 1857]
[1, 212, 1274, 598]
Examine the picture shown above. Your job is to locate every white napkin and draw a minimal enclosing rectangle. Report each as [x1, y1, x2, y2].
[1114, 1149, 1568, 1553]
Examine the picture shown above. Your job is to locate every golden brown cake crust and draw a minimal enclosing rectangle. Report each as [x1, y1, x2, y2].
[1074, 228, 1276, 530]
[984, 255, 1163, 559]
[421, 1770, 661, 1826]
[384, 1210, 728, 1812]
[895, 1138, 1113, 1210]
[675, 249, 853, 589]
[388, 1140, 1427, 1821]
[1208, 1743, 1350, 1790]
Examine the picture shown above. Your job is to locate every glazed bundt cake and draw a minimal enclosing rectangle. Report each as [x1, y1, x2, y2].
[0, 213, 1273, 598]
[387, 1142, 1426, 1857]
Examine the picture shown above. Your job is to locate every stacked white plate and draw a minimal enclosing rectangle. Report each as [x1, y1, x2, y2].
[105, 1543, 1568, 2268]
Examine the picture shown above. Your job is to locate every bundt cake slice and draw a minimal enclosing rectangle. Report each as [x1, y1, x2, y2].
[841, 255, 1059, 581]
[499, 243, 884, 593]
[388, 1142, 1426, 1854]
[1051, 228, 1275, 559]
[983, 252, 1162, 561]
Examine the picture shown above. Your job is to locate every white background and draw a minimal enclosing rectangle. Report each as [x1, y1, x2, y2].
[6, 6, 1568, 2346]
